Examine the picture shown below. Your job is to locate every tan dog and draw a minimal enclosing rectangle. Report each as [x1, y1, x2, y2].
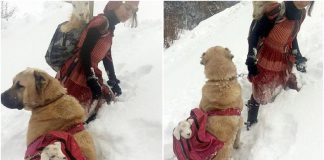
[199, 46, 243, 160]
[1, 68, 96, 160]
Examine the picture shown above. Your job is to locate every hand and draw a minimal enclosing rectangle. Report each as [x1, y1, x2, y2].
[296, 61, 306, 73]
[87, 77, 102, 99]
[107, 79, 122, 96]
[295, 52, 307, 73]
[246, 55, 258, 76]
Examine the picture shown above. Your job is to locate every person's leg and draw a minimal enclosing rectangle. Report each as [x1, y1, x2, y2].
[245, 95, 260, 130]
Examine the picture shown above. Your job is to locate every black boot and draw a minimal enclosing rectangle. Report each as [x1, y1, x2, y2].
[244, 97, 260, 130]
[85, 112, 97, 124]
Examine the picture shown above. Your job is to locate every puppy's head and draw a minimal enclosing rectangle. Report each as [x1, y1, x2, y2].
[41, 142, 67, 160]
[179, 119, 193, 139]
[71, 1, 91, 23]
[253, 1, 277, 19]
[1, 68, 66, 110]
[200, 46, 237, 80]
[173, 119, 194, 140]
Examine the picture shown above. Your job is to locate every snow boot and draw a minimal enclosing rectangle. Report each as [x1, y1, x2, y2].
[244, 97, 260, 130]
[85, 113, 97, 124]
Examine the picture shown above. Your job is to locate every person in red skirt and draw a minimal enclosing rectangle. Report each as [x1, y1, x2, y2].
[245, 1, 314, 129]
[57, 1, 139, 121]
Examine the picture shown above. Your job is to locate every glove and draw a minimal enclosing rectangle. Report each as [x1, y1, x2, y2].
[296, 56, 307, 73]
[246, 48, 258, 77]
[292, 49, 307, 73]
[246, 55, 258, 77]
[107, 79, 122, 96]
[87, 76, 102, 100]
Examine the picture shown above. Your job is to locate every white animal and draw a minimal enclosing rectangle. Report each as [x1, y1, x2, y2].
[40, 142, 67, 160]
[252, 1, 275, 20]
[173, 119, 194, 140]
[60, 1, 91, 33]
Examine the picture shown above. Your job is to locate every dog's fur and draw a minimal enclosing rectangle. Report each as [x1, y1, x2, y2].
[1, 68, 96, 160]
[41, 142, 67, 160]
[252, 1, 275, 20]
[60, 1, 90, 33]
[199, 46, 243, 160]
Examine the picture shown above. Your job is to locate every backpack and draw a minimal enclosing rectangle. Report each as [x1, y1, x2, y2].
[25, 131, 86, 160]
[173, 108, 224, 160]
[45, 22, 84, 72]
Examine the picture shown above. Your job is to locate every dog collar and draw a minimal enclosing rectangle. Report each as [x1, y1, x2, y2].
[33, 94, 65, 109]
[207, 108, 241, 116]
[65, 122, 85, 135]
[208, 75, 237, 83]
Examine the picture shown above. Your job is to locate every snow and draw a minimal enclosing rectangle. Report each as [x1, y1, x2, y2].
[1, 1, 323, 160]
[1, 1, 162, 160]
[164, 1, 323, 160]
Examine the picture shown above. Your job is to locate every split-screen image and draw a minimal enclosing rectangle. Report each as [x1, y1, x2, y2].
[1, 1, 323, 160]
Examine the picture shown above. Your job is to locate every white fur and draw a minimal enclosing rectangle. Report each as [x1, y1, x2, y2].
[252, 1, 274, 20]
[70, 1, 90, 23]
[60, 1, 90, 33]
[40, 142, 67, 160]
[173, 119, 194, 140]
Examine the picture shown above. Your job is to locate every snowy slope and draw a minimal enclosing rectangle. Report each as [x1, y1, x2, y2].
[164, 2, 323, 160]
[1, 1, 162, 160]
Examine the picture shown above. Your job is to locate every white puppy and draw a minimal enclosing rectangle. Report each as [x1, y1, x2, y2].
[252, 1, 274, 20]
[173, 119, 194, 140]
[41, 142, 67, 160]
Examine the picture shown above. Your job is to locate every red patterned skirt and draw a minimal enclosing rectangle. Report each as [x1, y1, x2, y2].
[57, 15, 112, 110]
[249, 40, 296, 105]
[58, 56, 111, 109]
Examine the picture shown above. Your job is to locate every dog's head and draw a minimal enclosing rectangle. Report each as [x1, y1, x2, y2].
[1, 68, 66, 110]
[252, 1, 278, 19]
[41, 142, 67, 160]
[200, 46, 237, 80]
[173, 119, 194, 140]
[70, 1, 91, 23]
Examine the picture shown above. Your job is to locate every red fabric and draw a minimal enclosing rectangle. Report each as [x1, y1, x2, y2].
[173, 108, 224, 160]
[25, 129, 86, 160]
[250, 13, 305, 105]
[65, 123, 85, 135]
[57, 15, 112, 109]
[207, 108, 241, 116]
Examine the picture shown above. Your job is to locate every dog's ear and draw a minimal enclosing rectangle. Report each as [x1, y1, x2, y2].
[173, 127, 181, 140]
[200, 52, 207, 65]
[187, 118, 194, 125]
[34, 70, 48, 94]
[224, 48, 234, 60]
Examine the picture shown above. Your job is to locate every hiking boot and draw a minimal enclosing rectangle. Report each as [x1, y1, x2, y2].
[244, 98, 260, 130]
[85, 112, 97, 124]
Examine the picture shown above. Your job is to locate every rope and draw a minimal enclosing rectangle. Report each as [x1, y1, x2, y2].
[236, 73, 248, 79]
